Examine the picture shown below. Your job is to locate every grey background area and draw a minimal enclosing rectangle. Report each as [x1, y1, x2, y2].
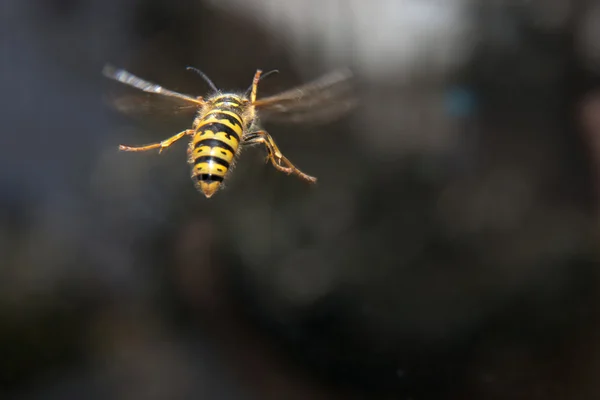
[1, 0, 600, 399]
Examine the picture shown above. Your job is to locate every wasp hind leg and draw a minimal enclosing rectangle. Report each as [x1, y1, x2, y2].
[242, 130, 317, 183]
[119, 129, 194, 154]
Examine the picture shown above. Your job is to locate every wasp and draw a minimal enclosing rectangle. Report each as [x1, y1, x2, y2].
[102, 64, 354, 198]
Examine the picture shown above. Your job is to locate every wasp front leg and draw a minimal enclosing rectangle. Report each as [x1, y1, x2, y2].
[119, 129, 194, 154]
[242, 130, 317, 183]
[249, 69, 263, 103]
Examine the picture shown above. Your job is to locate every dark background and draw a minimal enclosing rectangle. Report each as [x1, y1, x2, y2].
[2, 0, 600, 399]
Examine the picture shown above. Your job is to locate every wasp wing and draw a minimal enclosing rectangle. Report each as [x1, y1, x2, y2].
[103, 92, 198, 118]
[102, 65, 201, 119]
[253, 68, 356, 125]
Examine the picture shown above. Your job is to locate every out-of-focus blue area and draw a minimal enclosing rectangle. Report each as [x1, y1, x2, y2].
[444, 86, 477, 118]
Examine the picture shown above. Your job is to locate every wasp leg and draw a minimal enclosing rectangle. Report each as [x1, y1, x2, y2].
[249, 70, 263, 103]
[119, 129, 194, 154]
[242, 130, 317, 183]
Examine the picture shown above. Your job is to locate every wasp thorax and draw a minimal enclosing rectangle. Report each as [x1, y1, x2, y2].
[211, 94, 244, 108]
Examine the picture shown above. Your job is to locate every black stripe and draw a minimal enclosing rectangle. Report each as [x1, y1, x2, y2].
[194, 138, 235, 154]
[204, 111, 243, 130]
[214, 96, 242, 105]
[196, 174, 224, 183]
[194, 155, 230, 169]
[197, 122, 240, 142]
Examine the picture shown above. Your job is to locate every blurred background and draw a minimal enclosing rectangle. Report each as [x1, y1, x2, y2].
[2, 0, 600, 399]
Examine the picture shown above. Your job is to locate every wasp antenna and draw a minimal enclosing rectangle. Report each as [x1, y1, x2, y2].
[186, 66, 218, 92]
[261, 69, 280, 80]
[245, 69, 280, 95]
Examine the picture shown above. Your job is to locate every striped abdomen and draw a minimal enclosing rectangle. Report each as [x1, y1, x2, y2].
[189, 108, 244, 198]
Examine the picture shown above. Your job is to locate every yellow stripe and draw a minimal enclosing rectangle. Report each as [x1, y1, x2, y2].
[213, 94, 244, 101]
[213, 102, 241, 108]
[192, 145, 234, 161]
[197, 117, 243, 138]
[193, 162, 227, 176]
[191, 130, 239, 149]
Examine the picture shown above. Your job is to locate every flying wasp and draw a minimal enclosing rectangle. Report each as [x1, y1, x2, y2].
[102, 64, 354, 198]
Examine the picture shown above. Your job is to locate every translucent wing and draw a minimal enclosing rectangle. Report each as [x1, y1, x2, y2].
[102, 65, 202, 118]
[103, 92, 198, 118]
[253, 68, 356, 124]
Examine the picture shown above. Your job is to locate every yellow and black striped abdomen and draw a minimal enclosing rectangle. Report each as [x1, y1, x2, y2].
[189, 109, 245, 198]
